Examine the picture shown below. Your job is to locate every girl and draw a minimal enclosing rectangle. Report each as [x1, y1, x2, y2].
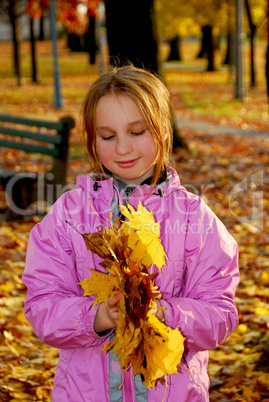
[23, 65, 239, 401]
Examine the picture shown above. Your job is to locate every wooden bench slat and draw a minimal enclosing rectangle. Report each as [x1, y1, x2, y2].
[0, 169, 37, 179]
[0, 126, 63, 144]
[0, 114, 75, 220]
[0, 114, 63, 130]
[0, 139, 59, 156]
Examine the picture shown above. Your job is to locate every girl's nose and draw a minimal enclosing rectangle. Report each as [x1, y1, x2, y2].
[115, 137, 132, 155]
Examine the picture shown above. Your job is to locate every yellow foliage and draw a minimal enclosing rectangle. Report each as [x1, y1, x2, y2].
[261, 270, 269, 285]
[80, 202, 184, 388]
[119, 202, 167, 270]
[254, 306, 269, 316]
[237, 323, 248, 334]
[79, 268, 121, 306]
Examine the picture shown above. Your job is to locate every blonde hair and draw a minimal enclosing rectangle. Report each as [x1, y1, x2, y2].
[81, 65, 173, 187]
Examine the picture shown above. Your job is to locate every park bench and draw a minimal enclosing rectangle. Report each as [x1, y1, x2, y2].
[0, 113, 75, 221]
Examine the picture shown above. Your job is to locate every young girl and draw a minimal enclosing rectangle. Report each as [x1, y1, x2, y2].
[23, 65, 239, 401]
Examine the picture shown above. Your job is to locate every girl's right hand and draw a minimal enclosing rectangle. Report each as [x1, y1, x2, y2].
[94, 293, 122, 333]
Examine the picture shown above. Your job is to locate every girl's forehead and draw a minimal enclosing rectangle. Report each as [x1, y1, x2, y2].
[96, 94, 143, 116]
[96, 94, 146, 125]
[98, 93, 135, 105]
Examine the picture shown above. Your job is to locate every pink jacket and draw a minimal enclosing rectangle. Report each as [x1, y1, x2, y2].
[23, 167, 239, 401]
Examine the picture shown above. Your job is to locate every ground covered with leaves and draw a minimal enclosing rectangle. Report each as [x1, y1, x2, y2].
[1, 127, 268, 401]
[175, 129, 269, 402]
[0, 39, 269, 400]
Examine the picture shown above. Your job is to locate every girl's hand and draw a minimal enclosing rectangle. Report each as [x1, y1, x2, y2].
[153, 300, 165, 322]
[150, 289, 164, 322]
[94, 293, 122, 333]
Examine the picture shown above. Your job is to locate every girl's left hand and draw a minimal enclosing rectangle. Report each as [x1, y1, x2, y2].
[94, 292, 122, 333]
[151, 300, 165, 322]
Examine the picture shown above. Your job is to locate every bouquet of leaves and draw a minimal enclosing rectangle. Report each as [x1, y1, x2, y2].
[79, 201, 185, 388]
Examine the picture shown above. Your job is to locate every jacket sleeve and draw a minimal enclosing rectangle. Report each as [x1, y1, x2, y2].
[22, 196, 112, 350]
[161, 197, 239, 351]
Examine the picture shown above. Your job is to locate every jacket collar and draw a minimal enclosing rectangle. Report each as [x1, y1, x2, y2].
[75, 166, 181, 204]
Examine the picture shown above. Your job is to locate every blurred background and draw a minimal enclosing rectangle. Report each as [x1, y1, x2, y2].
[0, 1, 269, 401]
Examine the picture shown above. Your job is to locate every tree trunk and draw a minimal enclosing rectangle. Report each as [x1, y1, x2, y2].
[245, 0, 256, 87]
[265, 0, 269, 105]
[172, 116, 188, 149]
[84, 15, 98, 65]
[104, 0, 159, 74]
[167, 35, 182, 61]
[67, 33, 85, 51]
[197, 25, 215, 71]
[30, 17, 38, 82]
[9, 7, 21, 85]
[39, 15, 44, 41]
[265, 38, 269, 99]
[206, 25, 214, 71]
[249, 29, 256, 87]
[223, 29, 232, 65]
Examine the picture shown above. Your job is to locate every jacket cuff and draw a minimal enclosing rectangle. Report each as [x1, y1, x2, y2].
[84, 304, 113, 339]
[160, 299, 176, 329]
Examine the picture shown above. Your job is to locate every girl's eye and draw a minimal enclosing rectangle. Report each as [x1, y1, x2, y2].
[131, 129, 146, 136]
[102, 135, 115, 141]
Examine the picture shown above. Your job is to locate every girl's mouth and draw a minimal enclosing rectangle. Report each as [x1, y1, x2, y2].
[116, 158, 139, 168]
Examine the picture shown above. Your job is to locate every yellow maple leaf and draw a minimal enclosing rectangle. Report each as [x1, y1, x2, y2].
[120, 201, 166, 270]
[137, 314, 185, 388]
[79, 268, 121, 306]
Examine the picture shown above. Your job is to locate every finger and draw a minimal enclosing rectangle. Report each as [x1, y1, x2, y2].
[111, 311, 121, 321]
[107, 292, 122, 307]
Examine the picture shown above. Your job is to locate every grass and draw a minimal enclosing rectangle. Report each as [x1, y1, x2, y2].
[163, 39, 269, 130]
[0, 37, 268, 132]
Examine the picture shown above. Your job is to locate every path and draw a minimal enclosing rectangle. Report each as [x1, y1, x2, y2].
[175, 116, 268, 138]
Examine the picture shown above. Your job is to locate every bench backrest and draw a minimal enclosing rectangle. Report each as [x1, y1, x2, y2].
[0, 114, 75, 157]
[0, 114, 75, 186]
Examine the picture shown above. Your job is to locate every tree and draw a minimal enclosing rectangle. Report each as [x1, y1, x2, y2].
[245, 0, 267, 87]
[25, 0, 49, 83]
[196, 25, 214, 71]
[265, 1, 269, 105]
[189, 0, 223, 72]
[29, 16, 38, 82]
[222, 0, 235, 66]
[0, 0, 49, 84]
[104, 0, 159, 74]
[156, 0, 199, 63]
[59, 0, 99, 63]
[167, 35, 182, 61]
[245, 0, 258, 87]
[84, 9, 98, 64]
[156, 0, 227, 72]
[0, 0, 28, 85]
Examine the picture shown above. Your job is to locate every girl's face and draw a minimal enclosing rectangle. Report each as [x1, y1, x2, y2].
[95, 94, 158, 185]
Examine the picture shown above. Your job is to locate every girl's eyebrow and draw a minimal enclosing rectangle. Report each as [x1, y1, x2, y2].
[96, 119, 146, 132]
[96, 126, 114, 132]
[128, 119, 146, 127]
